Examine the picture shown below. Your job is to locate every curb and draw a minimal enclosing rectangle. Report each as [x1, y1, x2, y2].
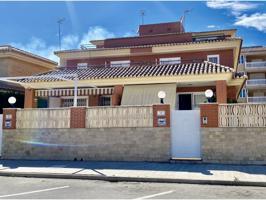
[0, 172, 266, 187]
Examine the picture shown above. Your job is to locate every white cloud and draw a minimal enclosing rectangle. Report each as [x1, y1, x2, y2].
[234, 13, 266, 32]
[79, 26, 114, 47]
[207, 25, 216, 28]
[11, 37, 58, 62]
[11, 26, 115, 62]
[206, 0, 258, 16]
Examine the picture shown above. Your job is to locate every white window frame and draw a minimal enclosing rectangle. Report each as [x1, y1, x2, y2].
[207, 54, 220, 64]
[159, 57, 181, 65]
[60, 96, 89, 107]
[110, 60, 130, 67]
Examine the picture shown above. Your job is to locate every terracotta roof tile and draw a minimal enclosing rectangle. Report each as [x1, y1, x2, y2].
[19, 61, 234, 83]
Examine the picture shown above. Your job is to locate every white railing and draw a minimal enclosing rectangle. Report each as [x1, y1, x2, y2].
[16, 108, 70, 129]
[86, 106, 153, 128]
[219, 104, 266, 127]
[246, 79, 266, 86]
[245, 61, 266, 69]
[248, 97, 266, 103]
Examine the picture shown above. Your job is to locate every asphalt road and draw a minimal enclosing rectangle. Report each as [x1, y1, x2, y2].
[0, 176, 266, 199]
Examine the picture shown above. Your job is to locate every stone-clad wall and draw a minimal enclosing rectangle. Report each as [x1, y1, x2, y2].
[2, 128, 170, 162]
[201, 128, 266, 164]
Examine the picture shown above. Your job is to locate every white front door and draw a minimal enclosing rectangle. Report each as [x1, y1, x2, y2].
[171, 110, 201, 159]
[0, 114, 3, 156]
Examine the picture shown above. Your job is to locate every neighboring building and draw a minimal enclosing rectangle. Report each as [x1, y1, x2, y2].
[8, 21, 245, 109]
[0, 45, 57, 113]
[238, 46, 266, 103]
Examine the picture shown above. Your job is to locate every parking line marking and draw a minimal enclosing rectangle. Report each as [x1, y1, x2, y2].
[0, 185, 70, 198]
[133, 190, 175, 199]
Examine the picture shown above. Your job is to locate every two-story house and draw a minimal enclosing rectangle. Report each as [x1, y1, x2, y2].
[8, 21, 245, 110]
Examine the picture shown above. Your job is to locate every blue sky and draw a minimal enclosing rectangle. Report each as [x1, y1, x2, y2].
[0, 1, 266, 61]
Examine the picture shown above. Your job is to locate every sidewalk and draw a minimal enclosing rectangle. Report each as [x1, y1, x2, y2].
[0, 160, 266, 186]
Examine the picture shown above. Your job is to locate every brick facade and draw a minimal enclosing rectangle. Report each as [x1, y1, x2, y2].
[139, 22, 184, 36]
[112, 85, 124, 106]
[2, 108, 17, 129]
[24, 89, 35, 108]
[89, 95, 99, 106]
[152, 104, 170, 128]
[216, 80, 227, 103]
[200, 103, 218, 127]
[103, 33, 192, 48]
[70, 107, 86, 128]
[227, 86, 238, 101]
[176, 86, 216, 93]
[66, 49, 234, 68]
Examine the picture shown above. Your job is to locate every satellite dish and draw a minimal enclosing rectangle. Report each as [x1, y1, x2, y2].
[205, 89, 214, 98]
[8, 96, 16, 105]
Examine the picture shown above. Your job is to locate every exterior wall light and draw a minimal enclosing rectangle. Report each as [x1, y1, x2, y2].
[158, 91, 166, 104]
[205, 89, 214, 102]
[8, 96, 16, 106]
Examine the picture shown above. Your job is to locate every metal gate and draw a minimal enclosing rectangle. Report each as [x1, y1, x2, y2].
[171, 110, 201, 159]
[0, 114, 2, 157]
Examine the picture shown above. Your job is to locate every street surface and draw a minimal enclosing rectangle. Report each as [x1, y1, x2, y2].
[0, 176, 266, 199]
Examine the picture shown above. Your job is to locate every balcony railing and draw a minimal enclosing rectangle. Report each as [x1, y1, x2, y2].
[246, 79, 266, 86]
[245, 61, 266, 69]
[248, 97, 266, 103]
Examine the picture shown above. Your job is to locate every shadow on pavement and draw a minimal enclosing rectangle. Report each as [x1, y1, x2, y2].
[1, 159, 266, 176]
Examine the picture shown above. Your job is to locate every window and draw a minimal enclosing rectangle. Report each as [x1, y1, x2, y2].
[194, 35, 225, 42]
[77, 63, 88, 69]
[159, 57, 181, 64]
[99, 96, 112, 106]
[110, 60, 130, 67]
[61, 97, 88, 107]
[193, 93, 208, 109]
[207, 55, 220, 64]
[239, 55, 245, 64]
[239, 89, 247, 98]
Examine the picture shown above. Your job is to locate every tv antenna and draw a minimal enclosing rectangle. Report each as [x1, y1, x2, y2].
[180, 9, 191, 30]
[57, 17, 65, 50]
[140, 10, 145, 25]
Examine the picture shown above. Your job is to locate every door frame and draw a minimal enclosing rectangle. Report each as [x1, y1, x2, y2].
[176, 92, 205, 110]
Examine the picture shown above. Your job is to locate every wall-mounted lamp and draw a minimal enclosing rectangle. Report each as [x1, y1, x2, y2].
[8, 96, 16, 106]
[158, 91, 166, 104]
[205, 89, 214, 103]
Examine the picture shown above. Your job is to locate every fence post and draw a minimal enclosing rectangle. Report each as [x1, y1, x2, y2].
[152, 104, 170, 127]
[200, 103, 219, 127]
[70, 107, 86, 128]
[2, 108, 17, 129]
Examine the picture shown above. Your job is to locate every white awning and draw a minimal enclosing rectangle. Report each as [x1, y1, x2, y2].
[35, 87, 114, 97]
[121, 83, 176, 109]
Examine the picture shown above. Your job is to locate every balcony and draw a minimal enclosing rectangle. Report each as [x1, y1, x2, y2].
[248, 96, 266, 103]
[245, 61, 266, 72]
[246, 79, 266, 89]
